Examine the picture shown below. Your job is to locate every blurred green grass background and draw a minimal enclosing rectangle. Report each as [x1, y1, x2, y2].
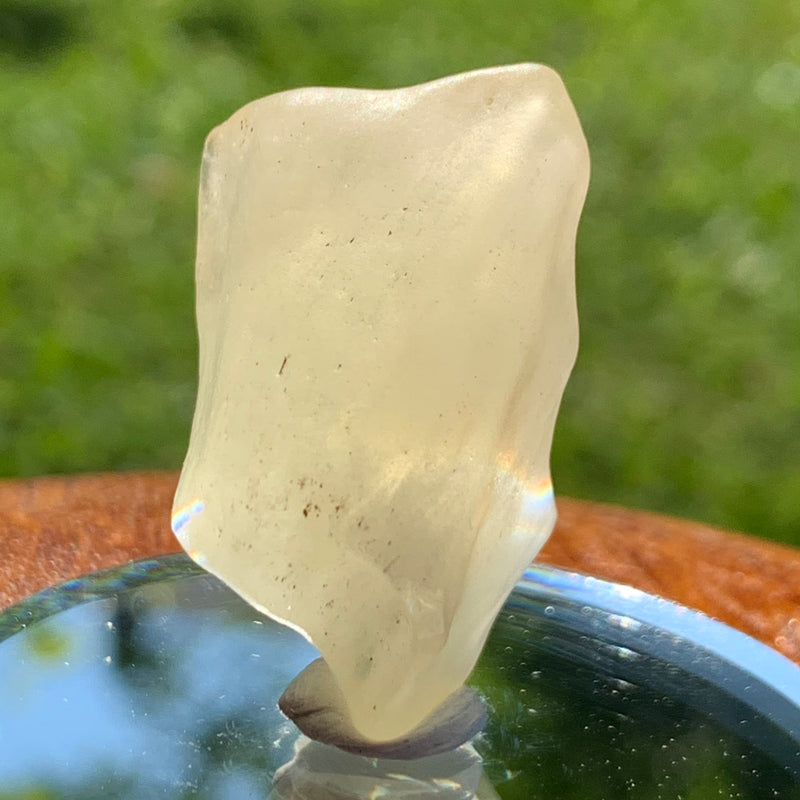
[1, 0, 798, 546]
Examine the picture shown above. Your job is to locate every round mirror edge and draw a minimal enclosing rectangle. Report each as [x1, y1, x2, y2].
[0, 553, 200, 643]
[3, 553, 799, 721]
[522, 562, 800, 719]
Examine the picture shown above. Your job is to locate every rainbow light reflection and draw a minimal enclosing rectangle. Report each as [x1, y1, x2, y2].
[171, 498, 205, 536]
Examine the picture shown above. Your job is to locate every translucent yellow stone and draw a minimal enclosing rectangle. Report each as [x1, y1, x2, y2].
[172, 64, 589, 742]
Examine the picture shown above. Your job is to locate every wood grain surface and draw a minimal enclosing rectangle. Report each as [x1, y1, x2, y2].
[1, 470, 798, 665]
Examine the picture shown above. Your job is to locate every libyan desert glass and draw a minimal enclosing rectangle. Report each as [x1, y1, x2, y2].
[0, 555, 799, 799]
[173, 64, 590, 741]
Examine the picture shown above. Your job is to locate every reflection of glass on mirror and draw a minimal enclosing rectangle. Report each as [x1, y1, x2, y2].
[270, 738, 499, 800]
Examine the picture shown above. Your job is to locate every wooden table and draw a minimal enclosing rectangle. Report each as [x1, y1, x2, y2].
[1, 471, 799, 666]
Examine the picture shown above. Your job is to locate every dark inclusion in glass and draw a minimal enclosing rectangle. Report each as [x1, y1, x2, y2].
[0, 554, 798, 799]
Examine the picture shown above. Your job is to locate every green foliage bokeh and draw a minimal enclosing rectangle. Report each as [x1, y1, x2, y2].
[1, 0, 798, 545]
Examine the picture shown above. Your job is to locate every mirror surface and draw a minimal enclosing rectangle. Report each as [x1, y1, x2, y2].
[1, 555, 798, 799]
